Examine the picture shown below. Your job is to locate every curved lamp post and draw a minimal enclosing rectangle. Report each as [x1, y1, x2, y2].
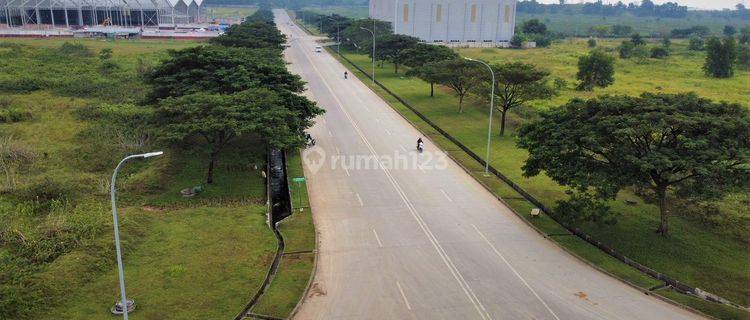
[110, 151, 164, 319]
[464, 57, 495, 175]
[359, 26, 375, 84]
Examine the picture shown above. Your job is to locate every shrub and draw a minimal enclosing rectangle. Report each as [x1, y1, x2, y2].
[618, 40, 635, 58]
[511, 34, 526, 48]
[0, 108, 33, 123]
[587, 38, 597, 48]
[531, 33, 553, 48]
[57, 42, 93, 57]
[0, 77, 45, 93]
[688, 36, 704, 51]
[738, 45, 750, 69]
[19, 176, 74, 210]
[650, 46, 670, 59]
[631, 45, 650, 63]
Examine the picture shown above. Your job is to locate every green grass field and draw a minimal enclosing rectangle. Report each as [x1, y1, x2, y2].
[331, 38, 750, 318]
[0, 38, 311, 319]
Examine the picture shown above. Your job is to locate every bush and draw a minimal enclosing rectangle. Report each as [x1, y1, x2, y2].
[531, 34, 553, 48]
[57, 42, 93, 58]
[0, 77, 46, 93]
[650, 46, 670, 59]
[0, 108, 33, 123]
[19, 177, 74, 210]
[689, 36, 704, 51]
[510, 34, 526, 48]
[618, 40, 635, 58]
[738, 45, 750, 69]
[631, 45, 650, 63]
[587, 38, 597, 48]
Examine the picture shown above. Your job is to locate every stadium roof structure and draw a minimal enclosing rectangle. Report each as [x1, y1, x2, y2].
[0, 0, 204, 27]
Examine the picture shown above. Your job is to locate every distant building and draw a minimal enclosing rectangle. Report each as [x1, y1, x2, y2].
[370, 0, 517, 47]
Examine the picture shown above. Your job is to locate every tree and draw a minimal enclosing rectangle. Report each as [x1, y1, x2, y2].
[650, 46, 670, 59]
[146, 46, 304, 101]
[521, 19, 548, 34]
[154, 88, 321, 184]
[371, 34, 419, 73]
[630, 33, 646, 46]
[341, 19, 392, 52]
[618, 40, 635, 58]
[511, 34, 527, 48]
[688, 36, 704, 51]
[400, 43, 458, 69]
[724, 25, 737, 37]
[612, 24, 633, 37]
[211, 22, 286, 50]
[587, 38, 597, 48]
[576, 50, 615, 91]
[517, 93, 750, 236]
[407, 63, 442, 97]
[483, 62, 554, 136]
[738, 44, 750, 69]
[703, 37, 738, 78]
[431, 59, 483, 113]
[739, 26, 750, 44]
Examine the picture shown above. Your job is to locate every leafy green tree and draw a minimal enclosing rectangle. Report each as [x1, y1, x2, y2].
[631, 33, 646, 46]
[618, 40, 635, 58]
[631, 45, 650, 64]
[211, 22, 286, 50]
[431, 59, 483, 113]
[154, 88, 320, 184]
[511, 34, 527, 48]
[517, 93, 750, 236]
[724, 25, 737, 37]
[650, 46, 670, 59]
[341, 19, 392, 52]
[146, 46, 303, 101]
[576, 49, 615, 91]
[703, 36, 738, 78]
[407, 63, 442, 97]
[612, 24, 633, 37]
[587, 38, 597, 48]
[661, 36, 672, 49]
[688, 36, 704, 51]
[521, 19, 548, 34]
[370, 34, 419, 73]
[739, 26, 750, 44]
[738, 45, 750, 69]
[400, 43, 457, 69]
[481, 62, 553, 136]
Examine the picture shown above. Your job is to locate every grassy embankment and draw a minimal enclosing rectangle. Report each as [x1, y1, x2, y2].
[0, 38, 304, 319]
[251, 151, 316, 318]
[325, 37, 749, 319]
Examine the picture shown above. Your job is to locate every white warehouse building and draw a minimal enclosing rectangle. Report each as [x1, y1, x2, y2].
[370, 0, 517, 46]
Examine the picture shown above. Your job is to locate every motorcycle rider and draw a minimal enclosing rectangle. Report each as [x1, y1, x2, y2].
[344, 71, 348, 79]
[417, 138, 424, 152]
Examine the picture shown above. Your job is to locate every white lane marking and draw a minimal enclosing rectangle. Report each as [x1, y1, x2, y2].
[385, 128, 392, 136]
[440, 189, 453, 202]
[328, 130, 333, 137]
[294, 42, 491, 320]
[472, 224, 561, 320]
[372, 229, 383, 248]
[335, 146, 341, 155]
[355, 192, 364, 206]
[396, 281, 412, 311]
[417, 164, 426, 173]
[400, 145, 407, 152]
[343, 165, 350, 176]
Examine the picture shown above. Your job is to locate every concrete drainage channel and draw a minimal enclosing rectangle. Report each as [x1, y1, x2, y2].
[234, 148, 292, 320]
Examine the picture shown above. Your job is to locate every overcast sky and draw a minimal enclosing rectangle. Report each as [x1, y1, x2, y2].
[536, 1, 744, 10]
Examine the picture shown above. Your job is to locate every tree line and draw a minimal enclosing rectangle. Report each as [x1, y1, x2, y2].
[146, 9, 323, 184]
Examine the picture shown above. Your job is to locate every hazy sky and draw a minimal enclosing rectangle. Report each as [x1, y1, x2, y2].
[537, 1, 744, 10]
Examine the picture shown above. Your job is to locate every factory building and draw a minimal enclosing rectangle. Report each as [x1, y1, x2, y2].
[0, 0, 204, 28]
[370, 0, 517, 46]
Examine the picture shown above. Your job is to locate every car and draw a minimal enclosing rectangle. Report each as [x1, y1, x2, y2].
[315, 46, 322, 52]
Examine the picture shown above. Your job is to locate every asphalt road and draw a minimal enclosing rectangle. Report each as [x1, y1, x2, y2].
[274, 9, 702, 320]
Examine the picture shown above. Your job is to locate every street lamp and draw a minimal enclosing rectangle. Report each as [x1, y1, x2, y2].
[464, 57, 494, 175]
[360, 26, 375, 84]
[110, 151, 164, 319]
[326, 17, 340, 53]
